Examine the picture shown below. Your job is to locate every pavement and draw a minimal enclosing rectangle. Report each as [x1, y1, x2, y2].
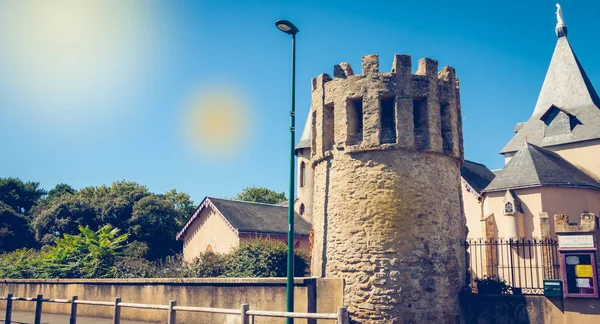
[1, 311, 155, 324]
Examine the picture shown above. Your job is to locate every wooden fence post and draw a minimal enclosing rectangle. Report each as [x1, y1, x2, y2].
[70, 296, 78, 324]
[168, 300, 176, 324]
[113, 297, 121, 324]
[34, 294, 43, 324]
[4, 293, 13, 324]
[240, 303, 249, 324]
[337, 306, 348, 324]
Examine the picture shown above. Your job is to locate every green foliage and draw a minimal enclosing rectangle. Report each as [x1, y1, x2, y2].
[28, 181, 186, 260]
[223, 238, 308, 277]
[186, 252, 228, 277]
[130, 195, 181, 260]
[30, 193, 96, 244]
[0, 225, 128, 279]
[165, 189, 196, 228]
[474, 275, 512, 295]
[236, 186, 287, 205]
[0, 248, 43, 278]
[0, 233, 308, 279]
[47, 183, 76, 199]
[0, 202, 35, 251]
[0, 177, 46, 216]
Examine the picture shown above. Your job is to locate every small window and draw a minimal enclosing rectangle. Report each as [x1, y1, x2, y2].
[504, 202, 514, 214]
[324, 103, 334, 150]
[311, 111, 317, 155]
[294, 241, 300, 249]
[413, 97, 429, 150]
[205, 244, 213, 253]
[300, 162, 306, 188]
[440, 103, 453, 153]
[299, 203, 305, 215]
[380, 96, 396, 144]
[347, 97, 363, 145]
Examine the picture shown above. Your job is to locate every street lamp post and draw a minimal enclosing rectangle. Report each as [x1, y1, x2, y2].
[275, 19, 299, 324]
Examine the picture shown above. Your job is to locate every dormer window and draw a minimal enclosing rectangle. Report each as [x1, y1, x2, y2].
[504, 202, 514, 214]
[540, 105, 582, 137]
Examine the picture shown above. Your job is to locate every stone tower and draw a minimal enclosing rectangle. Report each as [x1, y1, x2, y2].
[309, 54, 466, 323]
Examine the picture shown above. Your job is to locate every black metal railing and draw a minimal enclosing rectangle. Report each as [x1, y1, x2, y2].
[462, 238, 560, 295]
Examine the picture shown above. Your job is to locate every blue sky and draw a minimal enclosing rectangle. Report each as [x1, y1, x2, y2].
[1, 0, 598, 204]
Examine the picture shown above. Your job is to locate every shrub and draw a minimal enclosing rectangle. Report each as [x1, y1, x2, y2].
[0, 232, 309, 279]
[186, 252, 228, 277]
[0, 249, 43, 278]
[223, 238, 308, 278]
[474, 275, 512, 295]
[0, 225, 128, 279]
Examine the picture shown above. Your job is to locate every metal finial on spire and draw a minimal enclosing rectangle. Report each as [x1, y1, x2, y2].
[555, 3, 568, 37]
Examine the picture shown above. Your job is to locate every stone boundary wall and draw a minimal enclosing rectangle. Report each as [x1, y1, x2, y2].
[0, 278, 344, 324]
[460, 293, 600, 324]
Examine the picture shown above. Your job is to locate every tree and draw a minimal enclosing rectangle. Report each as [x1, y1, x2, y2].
[235, 186, 286, 205]
[30, 194, 96, 244]
[75, 181, 149, 234]
[0, 177, 46, 216]
[46, 183, 75, 199]
[129, 195, 181, 260]
[165, 189, 196, 227]
[0, 202, 35, 251]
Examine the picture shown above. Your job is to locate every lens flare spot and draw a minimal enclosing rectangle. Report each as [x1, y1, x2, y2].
[182, 86, 252, 160]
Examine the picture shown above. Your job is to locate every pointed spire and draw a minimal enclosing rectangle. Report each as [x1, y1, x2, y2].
[555, 3, 567, 38]
[500, 5, 600, 154]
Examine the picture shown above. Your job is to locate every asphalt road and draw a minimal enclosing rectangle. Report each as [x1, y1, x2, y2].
[1, 311, 155, 324]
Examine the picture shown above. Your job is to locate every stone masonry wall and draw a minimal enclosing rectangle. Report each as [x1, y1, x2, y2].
[310, 54, 466, 323]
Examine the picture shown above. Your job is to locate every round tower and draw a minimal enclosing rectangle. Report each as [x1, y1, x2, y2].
[309, 54, 466, 323]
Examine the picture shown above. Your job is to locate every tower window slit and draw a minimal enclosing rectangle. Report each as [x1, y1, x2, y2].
[324, 103, 335, 150]
[300, 161, 306, 187]
[380, 96, 396, 144]
[348, 98, 363, 145]
[311, 111, 317, 155]
[441, 103, 453, 153]
[413, 97, 429, 149]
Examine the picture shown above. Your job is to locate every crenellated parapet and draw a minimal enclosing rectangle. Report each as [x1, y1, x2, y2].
[310, 54, 463, 165]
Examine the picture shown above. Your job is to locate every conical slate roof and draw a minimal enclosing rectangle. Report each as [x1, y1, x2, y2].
[501, 21, 600, 154]
[295, 109, 312, 152]
[485, 143, 600, 192]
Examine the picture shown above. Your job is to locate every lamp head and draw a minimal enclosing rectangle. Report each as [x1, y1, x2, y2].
[275, 19, 299, 35]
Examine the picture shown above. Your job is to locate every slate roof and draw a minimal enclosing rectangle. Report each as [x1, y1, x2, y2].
[460, 160, 496, 193]
[501, 24, 600, 154]
[485, 143, 600, 192]
[176, 197, 311, 240]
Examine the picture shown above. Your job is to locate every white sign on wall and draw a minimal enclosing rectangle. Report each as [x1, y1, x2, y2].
[558, 235, 595, 248]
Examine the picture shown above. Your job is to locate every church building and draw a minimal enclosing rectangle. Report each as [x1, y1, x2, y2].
[462, 11, 600, 240]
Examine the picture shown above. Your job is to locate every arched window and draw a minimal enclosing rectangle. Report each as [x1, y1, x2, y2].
[299, 203, 305, 215]
[300, 161, 306, 187]
[504, 202, 514, 214]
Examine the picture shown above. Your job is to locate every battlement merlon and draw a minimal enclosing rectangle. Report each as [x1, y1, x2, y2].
[309, 54, 463, 161]
[554, 213, 599, 233]
[310, 54, 459, 87]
